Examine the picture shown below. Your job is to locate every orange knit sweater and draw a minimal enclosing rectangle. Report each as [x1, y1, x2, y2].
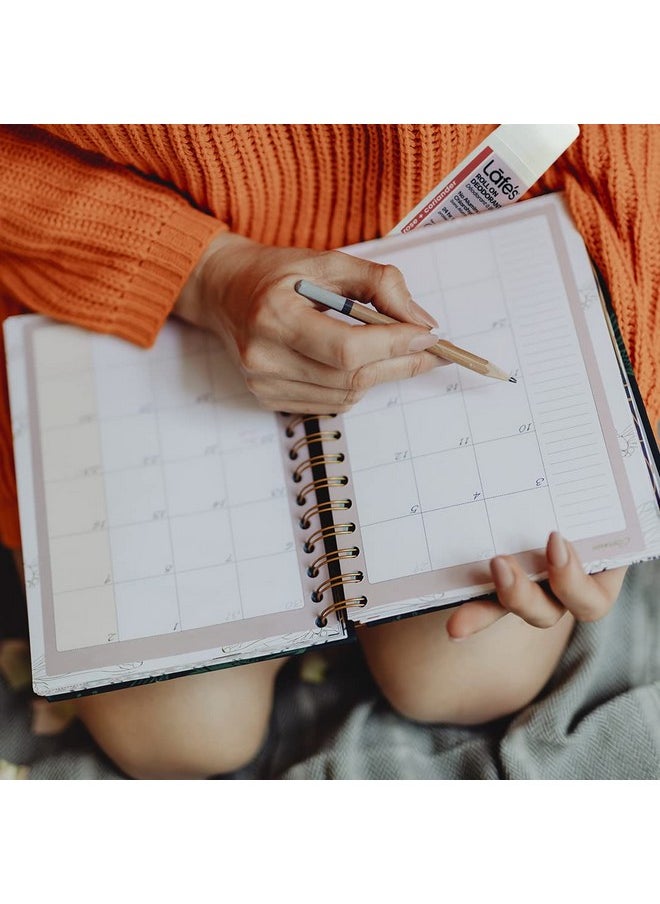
[0, 124, 658, 550]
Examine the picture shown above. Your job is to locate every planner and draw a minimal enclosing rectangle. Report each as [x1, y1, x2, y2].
[5, 193, 660, 699]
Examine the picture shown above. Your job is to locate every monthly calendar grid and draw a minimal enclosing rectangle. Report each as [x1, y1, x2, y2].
[35, 323, 307, 652]
[344, 212, 627, 586]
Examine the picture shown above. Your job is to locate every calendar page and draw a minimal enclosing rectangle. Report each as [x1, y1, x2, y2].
[329, 194, 659, 619]
[5, 318, 344, 697]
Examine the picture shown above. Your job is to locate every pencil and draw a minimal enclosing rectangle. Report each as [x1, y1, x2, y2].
[294, 280, 516, 384]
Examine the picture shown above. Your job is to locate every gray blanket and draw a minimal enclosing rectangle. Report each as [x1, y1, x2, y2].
[1, 559, 659, 779]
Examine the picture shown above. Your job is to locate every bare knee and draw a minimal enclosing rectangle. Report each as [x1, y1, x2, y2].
[360, 610, 574, 727]
[381, 673, 545, 726]
[76, 659, 284, 779]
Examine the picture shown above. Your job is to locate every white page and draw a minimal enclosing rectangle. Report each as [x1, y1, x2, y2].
[5, 317, 345, 697]
[327, 194, 658, 618]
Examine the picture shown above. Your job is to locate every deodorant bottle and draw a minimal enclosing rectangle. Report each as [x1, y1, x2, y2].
[392, 124, 580, 233]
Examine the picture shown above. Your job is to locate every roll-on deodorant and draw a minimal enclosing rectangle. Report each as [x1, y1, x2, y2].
[391, 124, 580, 233]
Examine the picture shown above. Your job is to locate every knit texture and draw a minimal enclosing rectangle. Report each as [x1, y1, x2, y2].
[0, 124, 658, 549]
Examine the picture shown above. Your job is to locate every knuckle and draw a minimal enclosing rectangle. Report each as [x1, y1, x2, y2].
[339, 387, 364, 411]
[240, 344, 263, 374]
[349, 365, 376, 394]
[406, 353, 430, 379]
[244, 373, 262, 395]
[337, 337, 364, 372]
[376, 262, 406, 294]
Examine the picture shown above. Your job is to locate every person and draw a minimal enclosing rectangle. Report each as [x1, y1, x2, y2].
[0, 124, 657, 779]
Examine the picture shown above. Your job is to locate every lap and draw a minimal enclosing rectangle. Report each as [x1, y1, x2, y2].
[358, 606, 575, 725]
[75, 658, 286, 778]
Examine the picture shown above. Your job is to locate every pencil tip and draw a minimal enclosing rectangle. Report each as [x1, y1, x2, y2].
[509, 377, 517, 383]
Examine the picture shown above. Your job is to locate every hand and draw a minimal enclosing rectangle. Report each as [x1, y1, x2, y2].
[446, 531, 627, 640]
[173, 232, 441, 413]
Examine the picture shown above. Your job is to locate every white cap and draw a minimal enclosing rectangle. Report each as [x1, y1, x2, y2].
[495, 124, 580, 182]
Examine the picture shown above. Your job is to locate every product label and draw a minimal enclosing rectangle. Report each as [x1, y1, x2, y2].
[398, 147, 529, 232]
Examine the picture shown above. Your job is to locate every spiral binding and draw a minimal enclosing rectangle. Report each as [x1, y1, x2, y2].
[284, 414, 367, 627]
[296, 475, 348, 506]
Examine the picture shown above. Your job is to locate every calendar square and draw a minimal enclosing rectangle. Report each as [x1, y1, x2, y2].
[94, 362, 153, 419]
[53, 585, 118, 651]
[423, 502, 494, 569]
[37, 372, 96, 430]
[169, 509, 234, 571]
[42, 421, 102, 482]
[487, 487, 557, 554]
[163, 456, 227, 516]
[351, 460, 421, 527]
[110, 520, 173, 583]
[150, 353, 212, 409]
[224, 445, 287, 507]
[415, 446, 483, 512]
[443, 277, 506, 339]
[49, 531, 113, 594]
[230, 498, 295, 563]
[45, 474, 106, 538]
[403, 391, 470, 458]
[99, 413, 160, 471]
[237, 551, 304, 618]
[177, 564, 243, 628]
[475, 432, 546, 499]
[104, 466, 167, 528]
[463, 381, 533, 445]
[114, 575, 180, 641]
[158, 403, 216, 461]
[34, 324, 92, 377]
[360, 516, 431, 584]
[343, 404, 410, 472]
[435, 231, 497, 289]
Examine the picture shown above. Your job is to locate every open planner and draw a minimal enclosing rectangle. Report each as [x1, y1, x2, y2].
[5, 193, 660, 699]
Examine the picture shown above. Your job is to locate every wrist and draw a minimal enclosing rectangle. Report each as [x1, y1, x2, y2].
[173, 230, 255, 330]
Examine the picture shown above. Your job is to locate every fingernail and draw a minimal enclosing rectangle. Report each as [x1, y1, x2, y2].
[409, 301, 439, 329]
[548, 531, 569, 568]
[491, 556, 514, 590]
[408, 331, 438, 353]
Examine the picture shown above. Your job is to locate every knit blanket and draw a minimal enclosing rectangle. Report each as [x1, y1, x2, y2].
[1, 558, 658, 780]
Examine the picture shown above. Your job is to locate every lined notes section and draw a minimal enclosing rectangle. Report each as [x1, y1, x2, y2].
[494, 215, 625, 538]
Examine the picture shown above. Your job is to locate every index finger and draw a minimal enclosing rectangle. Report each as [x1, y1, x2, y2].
[318, 250, 439, 329]
[286, 301, 438, 372]
[546, 532, 626, 621]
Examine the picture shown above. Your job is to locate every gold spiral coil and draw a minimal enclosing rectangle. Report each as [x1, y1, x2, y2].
[299, 498, 352, 530]
[311, 571, 363, 603]
[316, 596, 368, 628]
[284, 413, 336, 437]
[292, 453, 344, 482]
[307, 546, 359, 578]
[289, 430, 341, 460]
[296, 475, 348, 506]
[303, 522, 355, 554]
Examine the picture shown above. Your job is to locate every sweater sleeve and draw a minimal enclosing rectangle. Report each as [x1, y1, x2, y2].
[0, 125, 226, 347]
[533, 124, 660, 431]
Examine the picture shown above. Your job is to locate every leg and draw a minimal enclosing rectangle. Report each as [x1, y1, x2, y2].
[359, 608, 574, 725]
[75, 658, 286, 779]
[11, 546, 284, 779]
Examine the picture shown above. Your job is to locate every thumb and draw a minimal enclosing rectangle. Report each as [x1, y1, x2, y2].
[446, 599, 507, 640]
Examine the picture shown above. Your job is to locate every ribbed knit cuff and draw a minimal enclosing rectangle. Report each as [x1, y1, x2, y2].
[111, 204, 228, 348]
